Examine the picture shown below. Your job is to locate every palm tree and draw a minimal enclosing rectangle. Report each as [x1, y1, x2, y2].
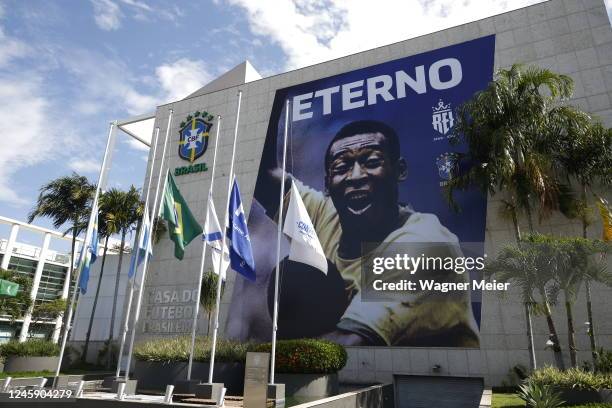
[101, 186, 143, 369]
[551, 117, 612, 363]
[486, 235, 565, 369]
[446, 64, 573, 370]
[27, 173, 95, 341]
[200, 270, 224, 336]
[80, 196, 113, 363]
[548, 237, 612, 367]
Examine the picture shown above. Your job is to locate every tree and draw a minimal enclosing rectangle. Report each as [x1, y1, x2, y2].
[27, 173, 95, 342]
[199, 270, 224, 336]
[80, 196, 113, 363]
[546, 237, 612, 367]
[486, 235, 565, 369]
[447, 64, 574, 233]
[0, 268, 33, 324]
[28, 298, 67, 340]
[446, 64, 574, 369]
[551, 117, 612, 363]
[100, 186, 143, 369]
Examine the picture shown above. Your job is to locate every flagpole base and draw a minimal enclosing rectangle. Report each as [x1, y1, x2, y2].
[268, 383, 285, 404]
[173, 379, 202, 394]
[105, 377, 137, 395]
[194, 382, 224, 404]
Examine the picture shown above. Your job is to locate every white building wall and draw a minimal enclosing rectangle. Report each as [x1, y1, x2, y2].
[138, 0, 612, 386]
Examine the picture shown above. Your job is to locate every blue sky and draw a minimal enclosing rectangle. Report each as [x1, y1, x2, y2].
[1, 0, 610, 252]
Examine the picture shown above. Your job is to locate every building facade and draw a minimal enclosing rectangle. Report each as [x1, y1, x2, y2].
[131, 0, 611, 389]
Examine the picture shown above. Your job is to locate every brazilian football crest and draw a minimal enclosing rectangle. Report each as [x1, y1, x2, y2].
[178, 111, 214, 163]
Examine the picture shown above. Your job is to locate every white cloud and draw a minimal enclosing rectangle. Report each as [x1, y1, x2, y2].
[0, 28, 30, 67]
[225, 0, 545, 70]
[0, 74, 52, 205]
[91, 0, 182, 29]
[68, 158, 101, 173]
[155, 58, 213, 101]
[91, 0, 123, 31]
[125, 137, 150, 152]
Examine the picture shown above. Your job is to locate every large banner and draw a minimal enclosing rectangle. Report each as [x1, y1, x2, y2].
[226, 35, 495, 347]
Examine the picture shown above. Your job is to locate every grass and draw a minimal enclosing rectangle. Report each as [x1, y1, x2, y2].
[492, 392, 524, 408]
[492, 392, 612, 408]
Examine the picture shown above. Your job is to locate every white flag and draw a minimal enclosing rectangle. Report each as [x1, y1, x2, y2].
[204, 193, 229, 280]
[283, 181, 328, 274]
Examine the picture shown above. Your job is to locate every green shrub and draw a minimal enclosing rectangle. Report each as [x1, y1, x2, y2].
[0, 340, 60, 357]
[518, 382, 564, 408]
[251, 339, 347, 374]
[594, 348, 612, 374]
[134, 336, 249, 363]
[529, 366, 612, 391]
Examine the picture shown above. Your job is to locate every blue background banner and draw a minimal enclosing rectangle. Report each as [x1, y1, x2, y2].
[226, 35, 496, 346]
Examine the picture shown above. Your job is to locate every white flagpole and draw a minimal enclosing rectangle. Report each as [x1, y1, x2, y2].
[124, 109, 174, 381]
[208, 91, 242, 384]
[187, 115, 222, 381]
[53, 121, 117, 386]
[114, 126, 160, 378]
[270, 99, 290, 385]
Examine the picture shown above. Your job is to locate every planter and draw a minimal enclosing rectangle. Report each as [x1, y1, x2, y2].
[4, 356, 59, 373]
[134, 360, 244, 395]
[555, 387, 612, 405]
[276, 372, 339, 398]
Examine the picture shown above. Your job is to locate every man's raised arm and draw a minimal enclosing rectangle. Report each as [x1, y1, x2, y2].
[254, 129, 291, 217]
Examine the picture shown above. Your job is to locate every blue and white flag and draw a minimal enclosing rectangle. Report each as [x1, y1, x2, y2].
[128, 207, 153, 279]
[226, 177, 256, 281]
[77, 204, 99, 294]
[203, 193, 229, 280]
[283, 181, 328, 274]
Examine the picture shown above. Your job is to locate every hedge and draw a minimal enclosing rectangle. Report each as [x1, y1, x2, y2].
[0, 340, 60, 357]
[252, 339, 347, 374]
[529, 367, 612, 391]
[134, 336, 249, 363]
[133, 337, 347, 374]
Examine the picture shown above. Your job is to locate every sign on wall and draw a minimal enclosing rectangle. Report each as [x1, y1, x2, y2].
[226, 35, 496, 347]
[174, 111, 214, 176]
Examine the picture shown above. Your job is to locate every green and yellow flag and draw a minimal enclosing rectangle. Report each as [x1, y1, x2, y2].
[160, 171, 203, 259]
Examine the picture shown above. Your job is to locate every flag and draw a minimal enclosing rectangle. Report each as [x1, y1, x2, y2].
[160, 171, 203, 260]
[226, 177, 256, 281]
[596, 195, 612, 242]
[0, 278, 19, 297]
[283, 181, 328, 274]
[77, 205, 99, 294]
[203, 193, 229, 279]
[128, 206, 153, 279]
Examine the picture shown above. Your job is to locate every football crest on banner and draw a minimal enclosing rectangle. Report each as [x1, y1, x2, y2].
[432, 99, 455, 137]
[436, 152, 459, 186]
[178, 111, 214, 163]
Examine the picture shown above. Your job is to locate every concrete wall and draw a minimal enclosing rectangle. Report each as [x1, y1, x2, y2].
[137, 0, 612, 386]
[71, 253, 132, 362]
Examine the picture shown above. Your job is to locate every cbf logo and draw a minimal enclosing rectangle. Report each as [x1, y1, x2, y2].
[436, 152, 458, 186]
[178, 111, 214, 162]
[432, 99, 455, 136]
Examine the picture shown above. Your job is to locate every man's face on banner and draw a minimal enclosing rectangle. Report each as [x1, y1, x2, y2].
[325, 132, 405, 230]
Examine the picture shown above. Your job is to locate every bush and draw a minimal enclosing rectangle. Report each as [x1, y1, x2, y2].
[594, 348, 612, 374]
[529, 366, 612, 391]
[134, 336, 249, 363]
[251, 339, 347, 374]
[0, 340, 59, 357]
[518, 382, 564, 408]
